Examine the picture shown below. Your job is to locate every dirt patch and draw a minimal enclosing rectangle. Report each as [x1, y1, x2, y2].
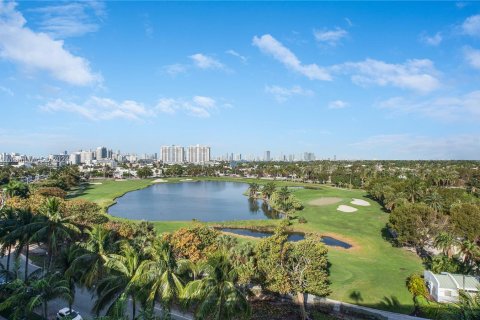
[309, 197, 342, 206]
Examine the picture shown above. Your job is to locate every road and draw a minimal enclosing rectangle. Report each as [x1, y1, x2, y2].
[1, 252, 192, 320]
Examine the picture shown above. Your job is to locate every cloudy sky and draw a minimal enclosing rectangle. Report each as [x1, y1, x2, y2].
[0, 1, 479, 159]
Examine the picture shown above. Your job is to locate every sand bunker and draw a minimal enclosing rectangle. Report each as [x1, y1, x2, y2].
[89, 182, 103, 185]
[309, 197, 342, 206]
[337, 205, 358, 213]
[153, 179, 167, 183]
[351, 198, 370, 206]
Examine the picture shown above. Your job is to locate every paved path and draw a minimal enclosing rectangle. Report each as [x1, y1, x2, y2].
[307, 295, 430, 320]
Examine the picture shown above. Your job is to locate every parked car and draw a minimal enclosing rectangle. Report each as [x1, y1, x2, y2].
[56, 308, 83, 320]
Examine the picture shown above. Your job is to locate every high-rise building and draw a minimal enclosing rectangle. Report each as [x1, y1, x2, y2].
[161, 145, 185, 164]
[303, 152, 316, 161]
[80, 150, 94, 164]
[96, 146, 107, 160]
[187, 145, 211, 164]
[264, 150, 271, 162]
[69, 153, 81, 165]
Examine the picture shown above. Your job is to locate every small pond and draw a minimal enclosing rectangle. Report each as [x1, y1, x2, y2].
[108, 181, 281, 221]
[220, 228, 352, 249]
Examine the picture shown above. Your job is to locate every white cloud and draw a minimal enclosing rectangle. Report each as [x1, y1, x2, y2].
[351, 134, 480, 160]
[193, 96, 216, 108]
[252, 34, 439, 93]
[163, 63, 188, 76]
[265, 85, 314, 102]
[462, 14, 480, 37]
[0, 1, 101, 86]
[156, 96, 218, 118]
[41, 96, 151, 121]
[335, 58, 440, 94]
[0, 85, 13, 96]
[189, 53, 225, 70]
[28, 2, 104, 38]
[378, 90, 480, 121]
[420, 32, 442, 46]
[313, 28, 348, 45]
[226, 49, 247, 63]
[252, 34, 332, 81]
[328, 100, 348, 109]
[464, 46, 480, 69]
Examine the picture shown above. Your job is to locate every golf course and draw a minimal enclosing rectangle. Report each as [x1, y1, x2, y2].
[71, 177, 423, 314]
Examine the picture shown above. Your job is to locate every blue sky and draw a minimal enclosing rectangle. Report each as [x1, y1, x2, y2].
[0, 1, 480, 159]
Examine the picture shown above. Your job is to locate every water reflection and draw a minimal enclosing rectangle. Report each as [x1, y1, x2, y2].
[108, 181, 282, 222]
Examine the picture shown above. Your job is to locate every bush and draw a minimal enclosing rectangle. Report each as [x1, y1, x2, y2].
[164, 225, 219, 262]
[34, 187, 67, 199]
[298, 216, 308, 224]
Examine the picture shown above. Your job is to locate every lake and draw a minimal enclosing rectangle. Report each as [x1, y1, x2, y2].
[220, 228, 352, 249]
[108, 181, 281, 221]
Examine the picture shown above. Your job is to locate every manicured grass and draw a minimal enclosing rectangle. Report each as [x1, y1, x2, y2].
[71, 179, 154, 211]
[70, 177, 423, 314]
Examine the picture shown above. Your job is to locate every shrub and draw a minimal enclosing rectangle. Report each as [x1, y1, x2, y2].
[34, 187, 67, 199]
[165, 225, 219, 262]
[298, 216, 308, 224]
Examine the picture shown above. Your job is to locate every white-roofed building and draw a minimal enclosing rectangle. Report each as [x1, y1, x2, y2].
[424, 270, 479, 303]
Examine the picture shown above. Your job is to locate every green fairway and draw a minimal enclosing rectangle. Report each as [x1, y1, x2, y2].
[70, 179, 154, 211]
[71, 177, 423, 314]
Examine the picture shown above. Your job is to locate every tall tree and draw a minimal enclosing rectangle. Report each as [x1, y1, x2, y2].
[71, 225, 112, 288]
[134, 239, 184, 314]
[30, 197, 80, 270]
[256, 224, 330, 320]
[248, 183, 260, 198]
[94, 242, 144, 320]
[182, 252, 250, 320]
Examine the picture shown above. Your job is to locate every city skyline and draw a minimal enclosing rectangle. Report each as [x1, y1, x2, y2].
[1, 1, 480, 159]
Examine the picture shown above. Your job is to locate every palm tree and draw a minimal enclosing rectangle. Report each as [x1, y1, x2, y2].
[72, 225, 111, 288]
[451, 289, 480, 320]
[182, 252, 250, 320]
[59, 245, 82, 312]
[425, 190, 444, 212]
[30, 197, 80, 270]
[277, 186, 291, 203]
[459, 240, 479, 270]
[0, 206, 18, 272]
[248, 183, 259, 198]
[30, 273, 72, 319]
[134, 239, 184, 314]
[9, 208, 38, 280]
[261, 182, 276, 200]
[94, 242, 144, 319]
[4, 180, 29, 199]
[1, 273, 71, 319]
[434, 232, 457, 259]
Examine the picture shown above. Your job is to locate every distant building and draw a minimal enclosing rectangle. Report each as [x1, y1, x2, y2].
[424, 271, 480, 303]
[80, 150, 94, 164]
[69, 153, 81, 165]
[187, 145, 211, 164]
[48, 154, 69, 167]
[96, 147, 107, 160]
[303, 152, 316, 161]
[161, 145, 185, 164]
[264, 150, 271, 162]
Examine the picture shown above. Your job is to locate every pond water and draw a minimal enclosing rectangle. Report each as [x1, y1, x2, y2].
[220, 228, 352, 249]
[108, 181, 281, 221]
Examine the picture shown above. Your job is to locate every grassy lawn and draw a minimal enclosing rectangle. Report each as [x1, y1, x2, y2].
[69, 179, 154, 211]
[71, 177, 423, 314]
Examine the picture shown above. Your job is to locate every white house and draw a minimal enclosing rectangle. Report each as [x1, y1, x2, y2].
[424, 271, 480, 303]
